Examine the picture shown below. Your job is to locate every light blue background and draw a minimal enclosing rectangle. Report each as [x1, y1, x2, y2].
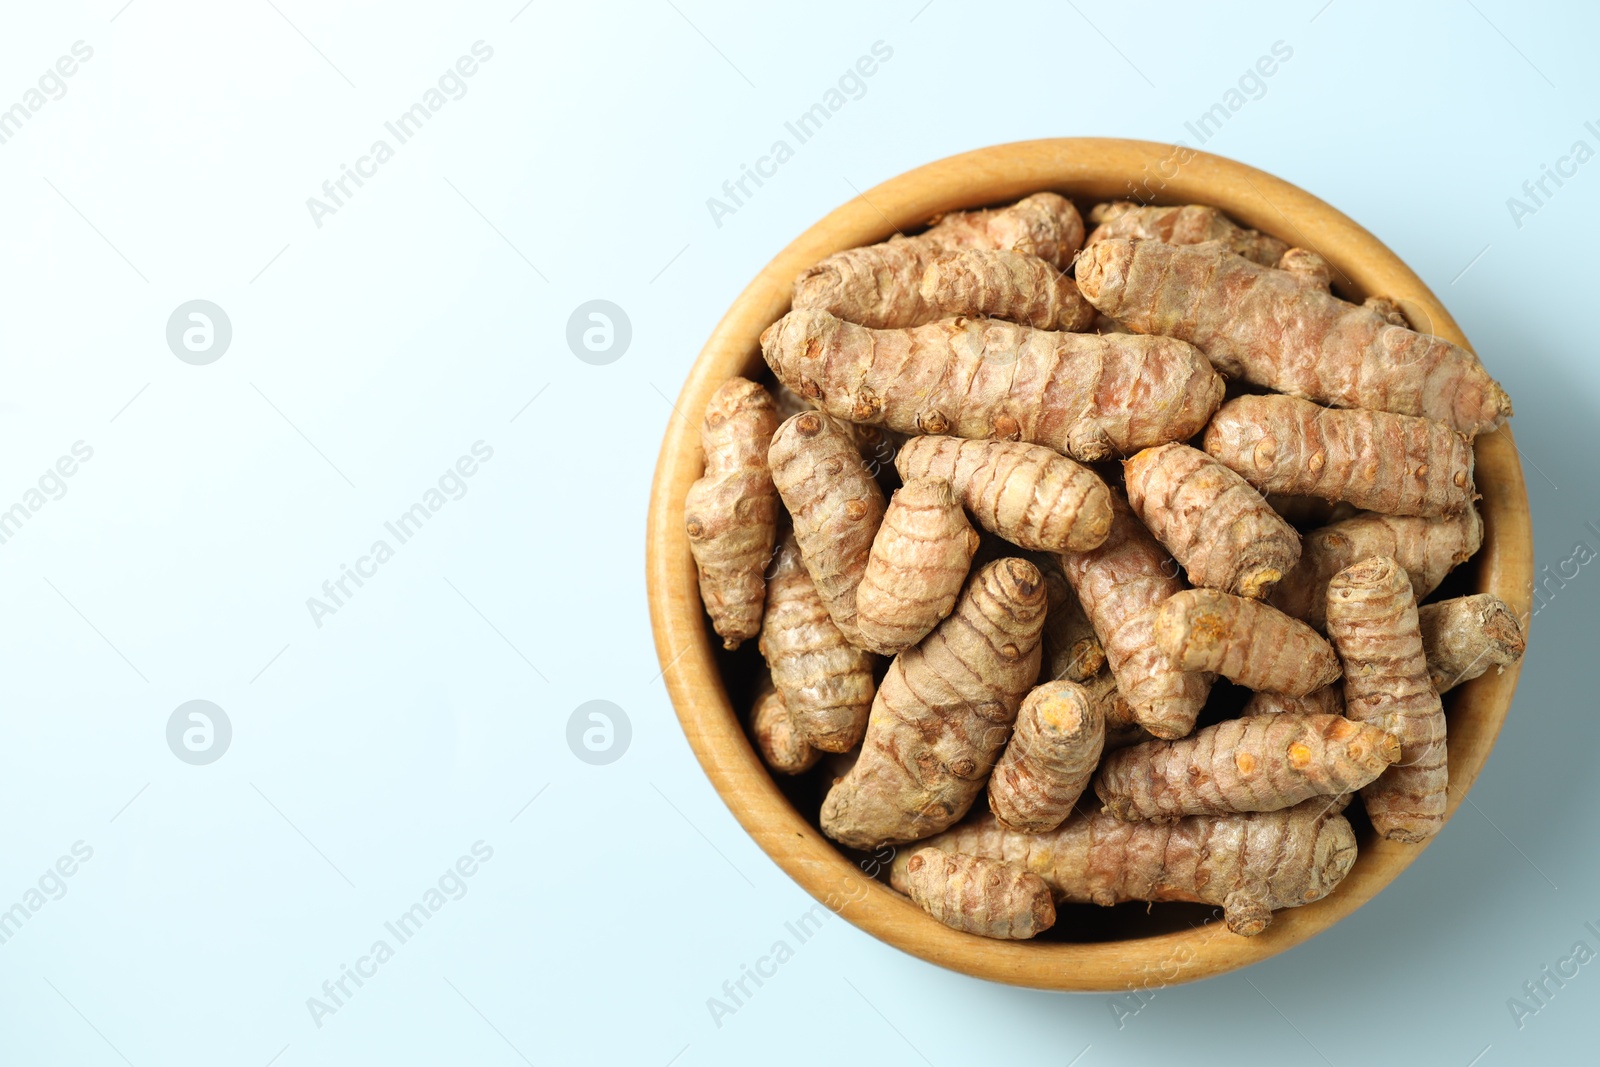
[0, 2, 1594, 1064]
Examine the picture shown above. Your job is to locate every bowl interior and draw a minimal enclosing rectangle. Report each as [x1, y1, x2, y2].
[645, 138, 1533, 990]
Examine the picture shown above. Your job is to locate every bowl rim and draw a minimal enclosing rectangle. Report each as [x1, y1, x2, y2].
[645, 137, 1533, 991]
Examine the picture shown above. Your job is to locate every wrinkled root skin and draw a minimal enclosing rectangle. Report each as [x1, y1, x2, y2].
[894, 799, 1357, 937]
[763, 309, 1222, 463]
[902, 849, 1057, 940]
[821, 559, 1047, 849]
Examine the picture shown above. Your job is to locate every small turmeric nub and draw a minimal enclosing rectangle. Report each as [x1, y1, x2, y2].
[1276, 247, 1334, 289]
[1418, 593, 1527, 693]
[902, 849, 1056, 940]
[895, 436, 1112, 552]
[1094, 713, 1398, 821]
[1039, 561, 1106, 683]
[1203, 394, 1475, 518]
[1085, 202, 1289, 265]
[750, 681, 820, 776]
[988, 681, 1105, 833]
[855, 478, 980, 655]
[792, 192, 1084, 328]
[922, 192, 1085, 267]
[1124, 442, 1301, 598]
[1155, 588, 1342, 696]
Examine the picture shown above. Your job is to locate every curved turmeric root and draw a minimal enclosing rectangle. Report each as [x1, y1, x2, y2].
[768, 411, 887, 647]
[762, 309, 1222, 462]
[749, 680, 820, 775]
[1325, 557, 1448, 843]
[684, 378, 779, 649]
[1058, 496, 1213, 740]
[792, 192, 1084, 328]
[894, 799, 1358, 937]
[1094, 713, 1398, 822]
[1271, 508, 1482, 630]
[758, 532, 876, 753]
[1155, 589, 1342, 697]
[820, 558, 1047, 849]
[1085, 201, 1288, 266]
[920, 249, 1095, 331]
[1076, 238, 1512, 436]
[902, 849, 1056, 940]
[1203, 394, 1475, 518]
[988, 681, 1104, 833]
[922, 192, 1085, 267]
[1124, 442, 1300, 599]
[1039, 559, 1106, 683]
[855, 478, 980, 655]
[1418, 593, 1527, 692]
[895, 436, 1112, 552]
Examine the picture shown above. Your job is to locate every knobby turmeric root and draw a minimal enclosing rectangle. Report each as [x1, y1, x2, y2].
[768, 411, 887, 647]
[1418, 593, 1527, 693]
[1059, 496, 1213, 740]
[855, 478, 980, 655]
[1094, 713, 1398, 822]
[1155, 589, 1342, 697]
[758, 532, 876, 753]
[1203, 394, 1475, 518]
[1326, 556, 1449, 843]
[1124, 442, 1301, 599]
[772, 379, 905, 483]
[1075, 238, 1512, 436]
[1039, 559, 1106, 683]
[988, 681, 1104, 833]
[792, 192, 1084, 328]
[1364, 295, 1411, 327]
[750, 679, 820, 775]
[920, 249, 1096, 331]
[1085, 201, 1289, 266]
[895, 436, 1112, 552]
[901, 848, 1056, 940]
[1271, 507, 1483, 630]
[762, 308, 1223, 462]
[1276, 247, 1334, 289]
[894, 799, 1358, 937]
[921, 192, 1085, 266]
[821, 558, 1047, 849]
[684, 377, 780, 649]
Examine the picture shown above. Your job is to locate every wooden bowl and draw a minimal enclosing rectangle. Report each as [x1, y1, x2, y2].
[645, 138, 1533, 990]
